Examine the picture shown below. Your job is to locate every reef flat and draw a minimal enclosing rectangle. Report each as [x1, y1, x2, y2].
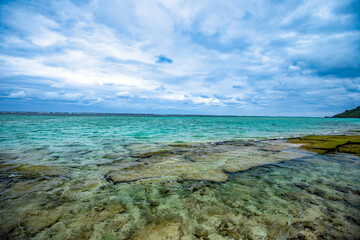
[1, 137, 360, 239]
[1, 115, 360, 239]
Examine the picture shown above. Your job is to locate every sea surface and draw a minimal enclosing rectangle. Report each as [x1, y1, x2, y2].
[0, 115, 360, 239]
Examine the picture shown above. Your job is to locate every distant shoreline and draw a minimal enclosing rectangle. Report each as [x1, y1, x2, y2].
[0, 111, 239, 117]
[0, 111, 319, 118]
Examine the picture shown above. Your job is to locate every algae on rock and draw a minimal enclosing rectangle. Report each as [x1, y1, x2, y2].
[287, 135, 360, 156]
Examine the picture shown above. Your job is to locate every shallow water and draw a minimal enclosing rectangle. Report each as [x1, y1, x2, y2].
[0, 115, 360, 239]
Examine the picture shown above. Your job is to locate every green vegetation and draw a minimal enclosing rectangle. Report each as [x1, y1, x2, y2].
[288, 135, 360, 156]
[332, 106, 360, 118]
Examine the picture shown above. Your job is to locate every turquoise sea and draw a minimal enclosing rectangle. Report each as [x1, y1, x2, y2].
[0, 115, 360, 239]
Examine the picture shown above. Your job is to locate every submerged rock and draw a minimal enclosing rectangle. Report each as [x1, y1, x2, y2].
[130, 220, 182, 240]
[250, 226, 267, 240]
[132, 149, 175, 158]
[105, 140, 307, 184]
[105, 155, 229, 183]
[23, 209, 63, 235]
[182, 169, 228, 183]
[0, 163, 67, 180]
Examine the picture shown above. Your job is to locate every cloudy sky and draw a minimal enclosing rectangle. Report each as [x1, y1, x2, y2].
[0, 0, 359, 116]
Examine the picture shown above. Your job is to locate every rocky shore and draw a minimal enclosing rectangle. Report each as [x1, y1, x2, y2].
[1, 135, 360, 239]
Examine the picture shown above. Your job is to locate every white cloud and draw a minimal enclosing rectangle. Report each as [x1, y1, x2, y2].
[0, 0, 358, 115]
[30, 29, 67, 47]
[8, 91, 26, 98]
[116, 91, 133, 98]
[42, 92, 83, 101]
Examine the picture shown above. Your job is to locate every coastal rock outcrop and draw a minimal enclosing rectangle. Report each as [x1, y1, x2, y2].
[287, 135, 360, 156]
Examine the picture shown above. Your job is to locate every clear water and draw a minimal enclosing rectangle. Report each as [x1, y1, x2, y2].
[0, 115, 359, 239]
[1, 115, 359, 152]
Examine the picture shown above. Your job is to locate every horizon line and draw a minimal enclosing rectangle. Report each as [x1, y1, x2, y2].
[0, 111, 325, 118]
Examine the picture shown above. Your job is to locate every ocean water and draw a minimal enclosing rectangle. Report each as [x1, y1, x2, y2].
[0, 115, 360, 239]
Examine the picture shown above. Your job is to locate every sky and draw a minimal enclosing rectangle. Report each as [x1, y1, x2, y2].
[0, 0, 359, 116]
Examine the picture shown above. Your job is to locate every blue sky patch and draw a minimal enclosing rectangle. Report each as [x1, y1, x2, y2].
[156, 55, 173, 64]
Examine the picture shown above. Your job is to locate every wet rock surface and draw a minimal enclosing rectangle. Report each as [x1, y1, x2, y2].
[288, 135, 360, 156]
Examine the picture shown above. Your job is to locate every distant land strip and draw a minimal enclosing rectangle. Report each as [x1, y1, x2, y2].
[0, 111, 240, 117]
[332, 106, 360, 118]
